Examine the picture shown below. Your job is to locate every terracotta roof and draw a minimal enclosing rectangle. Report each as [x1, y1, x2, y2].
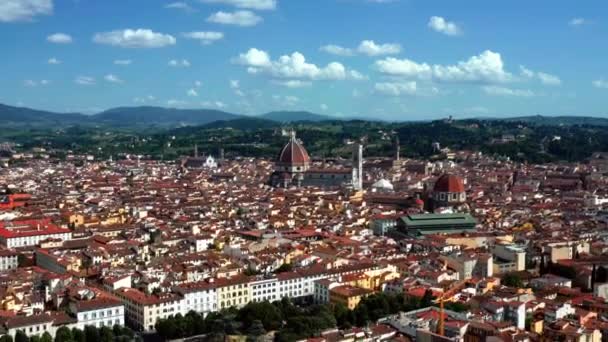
[278, 136, 310, 166]
[434, 174, 465, 193]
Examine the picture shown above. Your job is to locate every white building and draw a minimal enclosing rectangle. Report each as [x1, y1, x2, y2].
[174, 280, 218, 317]
[68, 288, 125, 330]
[1, 313, 57, 340]
[0, 248, 19, 271]
[0, 219, 72, 249]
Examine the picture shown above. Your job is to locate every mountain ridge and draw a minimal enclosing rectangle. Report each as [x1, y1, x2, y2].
[2, 102, 608, 128]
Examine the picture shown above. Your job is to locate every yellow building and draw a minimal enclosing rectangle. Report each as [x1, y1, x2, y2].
[329, 285, 372, 310]
[216, 275, 252, 310]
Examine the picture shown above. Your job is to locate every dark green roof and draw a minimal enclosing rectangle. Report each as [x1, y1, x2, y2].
[400, 213, 477, 227]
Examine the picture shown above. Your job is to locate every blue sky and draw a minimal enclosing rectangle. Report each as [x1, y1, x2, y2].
[0, 0, 607, 120]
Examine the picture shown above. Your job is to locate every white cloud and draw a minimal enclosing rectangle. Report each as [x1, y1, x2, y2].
[428, 16, 462, 36]
[75, 76, 95, 86]
[47, 57, 61, 64]
[234, 48, 271, 67]
[23, 79, 50, 87]
[47, 33, 72, 44]
[482, 86, 534, 97]
[349, 70, 367, 80]
[93, 29, 176, 48]
[569, 17, 588, 27]
[376, 50, 512, 84]
[187, 88, 199, 97]
[168, 59, 191, 67]
[200, 0, 276, 10]
[374, 81, 419, 96]
[593, 79, 608, 89]
[0, 0, 52, 22]
[537, 72, 561, 86]
[194, 80, 203, 87]
[104, 74, 123, 83]
[165, 2, 195, 11]
[320, 44, 354, 56]
[273, 80, 312, 88]
[357, 40, 401, 56]
[228, 80, 245, 96]
[182, 31, 224, 45]
[234, 48, 361, 82]
[114, 59, 133, 65]
[207, 10, 261, 26]
[519, 65, 561, 85]
[320, 104, 328, 111]
[519, 65, 535, 78]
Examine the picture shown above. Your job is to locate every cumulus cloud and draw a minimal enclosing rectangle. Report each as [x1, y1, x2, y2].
[320, 44, 354, 56]
[234, 48, 363, 82]
[47, 57, 61, 64]
[47, 33, 72, 44]
[357, 40, 401, 56]
[93, 29, 176, 48]
[200, 0, 276, 10]
[428, 16, 462, 36]
[114, 59, 133, 65]
[187, 88, 199, 97]
[593, 79, 608, 89]
[168, 59, 191, 67]
[519, 65, 561, 86]
[376, 50, 513, 84]
[0, 0, 52, 22]
[320, 104, 328, 111]
[482, 86, 534, 97]
[75, 76, 95, 85]
[182, 31, 224, 45]
[207, 10, 261, 26]
[104, 74, 123, 83]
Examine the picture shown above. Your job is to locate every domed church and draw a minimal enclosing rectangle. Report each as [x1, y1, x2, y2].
[269, 131, 363, 190]
[431, 174, 466, 208]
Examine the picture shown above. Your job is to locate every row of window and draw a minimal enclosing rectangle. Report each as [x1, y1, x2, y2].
[82, 308, 121, 320]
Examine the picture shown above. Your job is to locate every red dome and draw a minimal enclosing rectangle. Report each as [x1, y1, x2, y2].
[433, 174, 465, 193]
[278, 137, 310, 166]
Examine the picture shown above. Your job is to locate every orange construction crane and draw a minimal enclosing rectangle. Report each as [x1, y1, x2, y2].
[436, 280, 467, 336]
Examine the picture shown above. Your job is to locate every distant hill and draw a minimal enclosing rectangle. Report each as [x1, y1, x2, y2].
[201, 117, 280, 130]
[94, 106, 241, 127]
[493, 115, 608, 126]
[0, 103, 88, 127]
[259, 111, 332, 122]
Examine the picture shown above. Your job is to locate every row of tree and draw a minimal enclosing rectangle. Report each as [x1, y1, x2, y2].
[0, 325, 135, 342]
[155, 291, 467, 341]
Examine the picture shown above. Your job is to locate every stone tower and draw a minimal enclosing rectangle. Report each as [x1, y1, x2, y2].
[352, 143, 363, 191]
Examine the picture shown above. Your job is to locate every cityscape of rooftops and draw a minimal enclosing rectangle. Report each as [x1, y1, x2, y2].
[2, 1, 608, 342]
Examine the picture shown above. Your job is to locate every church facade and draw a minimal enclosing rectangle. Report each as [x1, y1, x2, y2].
[269, 132, 363, 190]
